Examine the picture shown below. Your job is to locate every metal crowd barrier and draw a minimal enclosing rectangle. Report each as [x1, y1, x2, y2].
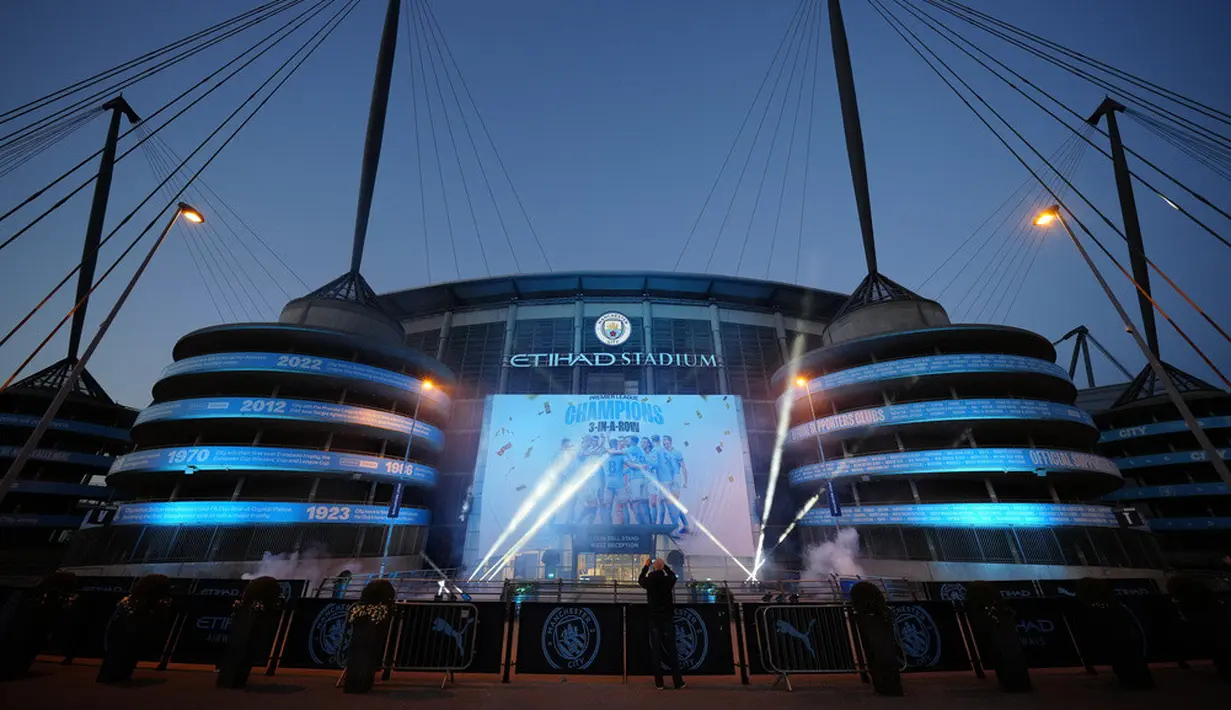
[754, 604, 858, 689]
[389, 602, 478, 683]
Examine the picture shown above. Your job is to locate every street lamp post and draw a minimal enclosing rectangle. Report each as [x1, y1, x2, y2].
[1035, 206, 1231, 487]
[796, 377, 840, 538]
[0, 203, 203, 506]
[379, 378, 433, 576]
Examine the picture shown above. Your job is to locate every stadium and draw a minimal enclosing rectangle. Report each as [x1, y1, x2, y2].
[57, 270, 1161, 585]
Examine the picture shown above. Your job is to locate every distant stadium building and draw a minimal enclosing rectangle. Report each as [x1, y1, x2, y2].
[1092, 366, 1231, 570]
[1, 361, 135, 575]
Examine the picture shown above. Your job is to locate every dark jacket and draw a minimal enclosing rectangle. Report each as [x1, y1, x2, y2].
[638, 564, 677, 613]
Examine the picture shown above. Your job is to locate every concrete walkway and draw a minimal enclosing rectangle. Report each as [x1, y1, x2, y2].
[1, 660, 1227, 710]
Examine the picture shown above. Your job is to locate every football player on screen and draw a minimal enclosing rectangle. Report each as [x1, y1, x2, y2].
[660, 435, 690, 535]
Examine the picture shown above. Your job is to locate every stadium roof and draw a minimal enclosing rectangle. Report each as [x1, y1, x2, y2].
[378, 271, 848, 321]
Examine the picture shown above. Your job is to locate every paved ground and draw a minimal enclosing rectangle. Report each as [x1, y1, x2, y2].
[1, 660, 1227, 710]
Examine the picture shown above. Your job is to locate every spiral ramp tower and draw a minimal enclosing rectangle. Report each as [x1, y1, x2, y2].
[775, 286, 1161, 582]
[0, 361, 136, 576]
[63, 280, 455, 579]
[1095, 365, 1231, 571]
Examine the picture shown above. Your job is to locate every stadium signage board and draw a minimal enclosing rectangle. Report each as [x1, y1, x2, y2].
[508, 352, 718, 368]
[510, 313, 719, 368]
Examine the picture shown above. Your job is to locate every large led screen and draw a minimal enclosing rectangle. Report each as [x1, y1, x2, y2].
[469, 395, 757, 565]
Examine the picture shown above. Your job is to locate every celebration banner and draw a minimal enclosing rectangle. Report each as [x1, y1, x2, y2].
[112, 501, 431, 527]
[469, 394, 757, 565]
[789, 448, 1120, 486]
[801, 502, 1120, 528]
[161, 352, 450, 408]
[109, 446, 437, 487]
[792, 354, 1070, 398]
[0, 412, 129, 440]
[134, 397, 445, 450]
[789, 399, 1093, 442]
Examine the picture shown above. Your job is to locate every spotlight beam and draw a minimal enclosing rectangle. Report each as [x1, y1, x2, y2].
[479, 456, 606, 582]
[468, 449, 579, 581]
[748, 492, 820, 580]
[754, 333, 808, 578]
[644, 476, 754, 578]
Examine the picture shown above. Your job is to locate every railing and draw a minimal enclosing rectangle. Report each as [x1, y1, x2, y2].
[4, 576, 1226, 688]
[313, 574, 925, 604]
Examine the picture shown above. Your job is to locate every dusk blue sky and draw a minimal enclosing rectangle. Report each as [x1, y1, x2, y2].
[1, 0, 1228, 407]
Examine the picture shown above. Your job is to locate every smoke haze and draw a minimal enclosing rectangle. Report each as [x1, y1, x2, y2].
[801, 528, 865, 579]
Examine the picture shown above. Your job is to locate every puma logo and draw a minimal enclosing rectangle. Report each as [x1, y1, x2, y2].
[775, 619, 818, 658]
[432, 617, 472, 655]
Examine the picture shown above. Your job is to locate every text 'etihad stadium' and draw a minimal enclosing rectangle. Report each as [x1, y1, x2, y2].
[508, 352, 719, 368]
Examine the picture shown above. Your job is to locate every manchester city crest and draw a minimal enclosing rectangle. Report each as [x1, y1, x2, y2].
[660, 608, 709, 672]
[309, 602, 353, 667]
[938, 582, 968, 602]
[594, 312, 631, 346]
[892, 605, 942, 669]
[541, 606, 602, 670]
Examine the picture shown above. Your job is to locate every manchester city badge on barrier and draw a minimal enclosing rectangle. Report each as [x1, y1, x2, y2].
[541, 606, 601, 671]
[516, 603, 623, 675]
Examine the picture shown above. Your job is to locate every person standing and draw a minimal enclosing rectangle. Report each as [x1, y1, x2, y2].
[638, 558, 685, 690]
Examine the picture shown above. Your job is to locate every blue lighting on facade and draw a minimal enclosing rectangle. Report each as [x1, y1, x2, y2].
[1148, 517, 1231, 531]
[0, 413, 130, 441]
[0, 446, 113, 468]
[10, 480, 113, 497]
[799, 502, 1120, 528]
[112, 501, 432, 527]
[160, 352, 451, 409]
[791, 354, 1070, 399]
[1102, 482, 1229, 501]
[108, 446, 437, 486]
[0, 513, 86, 528]
[1114, 448, 1231, 470]
[134, 397, 445, 449]
[789, 447, 1120, 486]
[789, 398, 1094, 442]
[1100, 416, 1231, 443]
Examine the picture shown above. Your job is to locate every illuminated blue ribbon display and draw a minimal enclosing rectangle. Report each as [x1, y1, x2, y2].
[161, 352, 451, 408]
[792, 354, 1070, 398]
[1103, 482, 1229, 501]
[112, 501, 432, 527]
[10, 480, 113, 497]
[789, 447, 1120, 486]
[134, 397, 445, 450]
[0, 513, 85, 528]
[789, 399, 1093, 442]
[0, 446, 113, 468]
[109, 446, 437, 487]
[1148, 517, 1231, 531]
[1100, 416, 1231, 443]
[1114, 448, 1231, 470]
[0, 413, 129, 441]
[800, 502, 1119, 528]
